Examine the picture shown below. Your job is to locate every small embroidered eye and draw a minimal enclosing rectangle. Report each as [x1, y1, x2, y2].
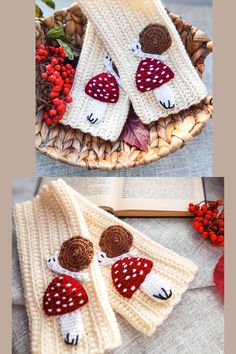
[100, 254, 105, 258]
[48, 259, 51, 262]
[53, 258, 56, 262]
[136, 44, 139, 49]
[132, 48, 135, 52]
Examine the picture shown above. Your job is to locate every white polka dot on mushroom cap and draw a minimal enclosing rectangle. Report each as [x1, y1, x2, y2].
[125, 276, 130, 280]
[51, 287, 54, 290]
[144, 263, 148, 267]
[68, 298, 72, 302]
[72, 288, 76, 291]
[62, 289, 66, 293]
[56, 283, 61, 287]
[132, 269, 136, 273]
[137, 262, 141, 266]
[78, 293, 82, 297]
[56, 308, 61, 312]
[162, 71, 165, 75]
[62, 304, 67, 307]
[131, 286, 136, 291]
[140, 270, 144, 275]
[114, 278, 118, 282]
[69, 302, 74, 306]
[115, 270, 119, 274]
[143, 62, 147, 65]
[117, 284, 121, 288]
[62, 297, 66, 300]
[48, 309, 52, 312]
[59, 276, 63, 280]
[79, 300, 84, 305]
[123, 269, 128, 273]
[54, 293, 59, 297]
[56, 301, 60, 305]
[46, 293, 50, 297]
[130, 261, 133, 265]
[114, 263, 118, 268]
[123, 289, 127, 293]
[133, 274, 137, 278]
[66, 283, 72, 287]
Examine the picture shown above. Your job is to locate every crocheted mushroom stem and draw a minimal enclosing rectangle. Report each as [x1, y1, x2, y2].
[140, 271, 172, 301]
[60, 310, 84, 346]
[153, 84, 175, 109]
[87, 100, 108, 124]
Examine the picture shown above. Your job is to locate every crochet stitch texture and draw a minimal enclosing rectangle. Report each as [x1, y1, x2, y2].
[77, 0, 207, 124]
[61, 23, 130, 141]
[58, 179, 197, 335]
[14, 179, 198, 349]
[13, 182, 121, 354]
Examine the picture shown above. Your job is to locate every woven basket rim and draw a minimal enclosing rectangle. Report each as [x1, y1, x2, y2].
[35, 3, 213, 171]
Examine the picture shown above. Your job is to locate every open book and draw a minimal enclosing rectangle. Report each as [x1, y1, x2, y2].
[39, 177, 205, 217]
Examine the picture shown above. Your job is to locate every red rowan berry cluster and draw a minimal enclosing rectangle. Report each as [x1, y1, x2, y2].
[36, 44, 75, 125]
[188, 200, 224, 247]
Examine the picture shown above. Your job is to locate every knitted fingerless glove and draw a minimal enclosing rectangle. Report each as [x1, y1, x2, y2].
[61, 22, 130, 141]
[77, 0, 207, 124]
[13, 181, 121, 353]
[61, 179, 198, 335]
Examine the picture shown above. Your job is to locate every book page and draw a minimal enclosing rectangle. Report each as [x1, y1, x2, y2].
[62, 177, 121, 210]
[116, 177, 204, 212]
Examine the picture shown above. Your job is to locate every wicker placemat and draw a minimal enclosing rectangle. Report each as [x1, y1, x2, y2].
[35, 3, 213, 170]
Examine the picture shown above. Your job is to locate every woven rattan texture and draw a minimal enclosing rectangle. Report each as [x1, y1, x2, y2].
[35, 2, 213, 170]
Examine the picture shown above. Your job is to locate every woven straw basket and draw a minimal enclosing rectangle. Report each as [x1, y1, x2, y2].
[35, 2, 213, 170]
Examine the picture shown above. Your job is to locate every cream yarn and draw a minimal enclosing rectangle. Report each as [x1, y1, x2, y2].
[77, 0, 208, 124]
[14, 179, 198, 351]
[61, 22, 130, 141]
[13, 181, 121, 354]
[59, 179, 198, 336]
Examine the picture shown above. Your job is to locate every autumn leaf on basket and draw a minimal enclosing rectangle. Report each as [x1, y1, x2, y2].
[213, 255, 224, 297]
[119, 112, 149, 151]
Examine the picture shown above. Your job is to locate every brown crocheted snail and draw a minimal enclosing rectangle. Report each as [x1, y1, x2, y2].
[131, 24, 175, 110]
[97, 225, 172, 302]
[43, 236, 94, 346]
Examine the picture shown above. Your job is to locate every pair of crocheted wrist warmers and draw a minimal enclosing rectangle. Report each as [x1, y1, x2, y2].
[14, 179, 197, 353]
[61, 0, 207, 141]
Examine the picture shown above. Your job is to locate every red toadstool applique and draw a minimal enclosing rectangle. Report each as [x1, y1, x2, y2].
[131, 24, 175, 110]
[85, 53, 121, 124]
[43, 236, 94, 346]
[97, 225, 172, 302]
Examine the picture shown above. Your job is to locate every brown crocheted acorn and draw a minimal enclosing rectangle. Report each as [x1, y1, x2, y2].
[58, 236, 94, 272]
[139, 24, 172, 55]
[99, 225, 133, 258]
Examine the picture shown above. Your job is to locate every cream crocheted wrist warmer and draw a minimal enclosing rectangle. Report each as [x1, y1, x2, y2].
[77, 0, 208, 124]
[58, 179, 198, 336]
[61, 22, 130, 141]
[13, 182, 121, 354]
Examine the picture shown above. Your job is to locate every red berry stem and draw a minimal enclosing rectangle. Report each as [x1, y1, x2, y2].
[188, 200, 224, 247]
[36, 44, 75, 125]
